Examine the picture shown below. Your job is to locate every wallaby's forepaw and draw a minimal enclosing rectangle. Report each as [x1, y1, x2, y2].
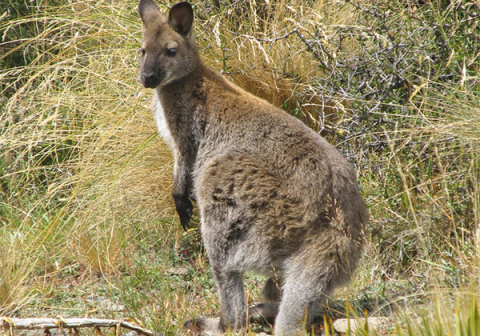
[174, 196, 193, 230]
[248, 303, 279, 325]
[184, 317, 223, 335]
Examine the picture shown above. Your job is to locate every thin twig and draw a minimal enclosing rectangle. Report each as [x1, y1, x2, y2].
[292, 30, 331, 70]
[0, 317, 160, 336]
[227, 28, 334, 70]
[226, 28, 298, 43]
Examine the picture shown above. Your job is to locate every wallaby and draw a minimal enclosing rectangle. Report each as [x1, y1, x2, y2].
[137, 1, 368, 335]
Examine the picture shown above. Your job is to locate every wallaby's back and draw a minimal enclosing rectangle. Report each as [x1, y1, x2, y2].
[194, 67, 365, 270]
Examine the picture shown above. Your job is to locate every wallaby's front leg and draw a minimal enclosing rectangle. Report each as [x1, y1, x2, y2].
[184, 269, 246, 335]
[172, 154, 194, 230]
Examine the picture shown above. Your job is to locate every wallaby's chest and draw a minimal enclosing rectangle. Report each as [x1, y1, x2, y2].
[152, 92, 175, 149]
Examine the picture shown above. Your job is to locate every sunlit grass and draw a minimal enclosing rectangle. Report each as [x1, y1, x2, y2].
[1, 0, 479, 335]
[1, 0, 177, 311]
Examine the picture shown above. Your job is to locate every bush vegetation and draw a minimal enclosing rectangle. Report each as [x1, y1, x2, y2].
[1, 0, 479, 334]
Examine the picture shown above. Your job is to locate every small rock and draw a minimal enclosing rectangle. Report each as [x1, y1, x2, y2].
[333, 317, 389, 333]
[100, 298, 125, 312]
[122, 332, 164, 336]
[121, 332, 138, 336]
[167, 266, 190, 276]
[86, 295, 100, 302]
[85, 295, 125, 311]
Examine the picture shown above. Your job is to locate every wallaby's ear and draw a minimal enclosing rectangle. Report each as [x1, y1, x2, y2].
[168, 2, 194, 36]
[138, 0, 160, 24]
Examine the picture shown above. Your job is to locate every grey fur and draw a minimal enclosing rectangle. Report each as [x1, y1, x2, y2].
[137, 1, 368, 335]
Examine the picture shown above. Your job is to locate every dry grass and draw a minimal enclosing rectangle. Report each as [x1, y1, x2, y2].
[1, 0, 177, 305]
[0, 236, 36, 315]
[1, 0, 479, 334]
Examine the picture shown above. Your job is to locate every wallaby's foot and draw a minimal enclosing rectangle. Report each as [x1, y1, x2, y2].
[184, 317, 223, 335]
[249, 303, 279, 325]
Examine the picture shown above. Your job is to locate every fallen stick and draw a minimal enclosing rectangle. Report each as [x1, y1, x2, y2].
[0, 317, 161, 336]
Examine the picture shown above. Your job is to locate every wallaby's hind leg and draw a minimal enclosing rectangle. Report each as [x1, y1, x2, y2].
[249, 277, 281, 324]
[274, 271, 334, 336]
[262, 277, 282, 302]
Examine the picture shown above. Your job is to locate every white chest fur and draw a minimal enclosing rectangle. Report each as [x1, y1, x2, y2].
[152, 90, 175, 150]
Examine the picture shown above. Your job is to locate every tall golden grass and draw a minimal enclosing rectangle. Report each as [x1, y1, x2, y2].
[1, 0, 479, 333]
[1, 0, 178, 311]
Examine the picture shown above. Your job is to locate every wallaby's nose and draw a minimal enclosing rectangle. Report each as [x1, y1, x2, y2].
[141, 72, 159, 88]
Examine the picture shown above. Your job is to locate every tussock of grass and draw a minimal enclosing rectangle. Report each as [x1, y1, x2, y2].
[389, 294, 480, 336]
[1, 0, 176, 308]
[1, 0, 479, 334]
[0, 237, 35, 315]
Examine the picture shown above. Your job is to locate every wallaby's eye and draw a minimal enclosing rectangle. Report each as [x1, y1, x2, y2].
[139, 48, 145, 56]
[166, 48, 177, 57]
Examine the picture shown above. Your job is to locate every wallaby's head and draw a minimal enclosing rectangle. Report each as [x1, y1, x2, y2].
[138, 0, 197, 88]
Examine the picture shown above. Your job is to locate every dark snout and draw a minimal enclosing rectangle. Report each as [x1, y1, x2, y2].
[141, 71, 162, 88]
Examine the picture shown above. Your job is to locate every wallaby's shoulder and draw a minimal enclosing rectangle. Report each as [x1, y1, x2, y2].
[197, 64, 305, 129]
[199, 65, 261, 106]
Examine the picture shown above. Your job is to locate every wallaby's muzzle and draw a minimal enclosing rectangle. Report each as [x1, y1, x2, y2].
[141, 71, 161, 88]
